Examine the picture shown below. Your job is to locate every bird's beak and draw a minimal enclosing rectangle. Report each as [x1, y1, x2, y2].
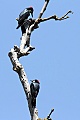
[31, 13, 33, 17]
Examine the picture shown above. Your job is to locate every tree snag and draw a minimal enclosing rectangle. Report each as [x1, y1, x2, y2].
[8, 1, 73, 120]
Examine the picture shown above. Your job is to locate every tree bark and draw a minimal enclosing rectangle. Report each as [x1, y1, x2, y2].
[8, 1, 51, 119]
[8, 48, 38, 120]
[8, 0, 73, 119]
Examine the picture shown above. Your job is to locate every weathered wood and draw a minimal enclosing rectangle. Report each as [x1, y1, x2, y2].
[8, 1, 50, 119]
[38, 0, 50, 18]
[8, 48, 38, 120]
[8, 0, 73, 120]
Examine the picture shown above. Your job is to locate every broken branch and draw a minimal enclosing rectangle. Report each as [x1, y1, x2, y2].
[47, 109, 54, 119]
[38, 0, 50, 18]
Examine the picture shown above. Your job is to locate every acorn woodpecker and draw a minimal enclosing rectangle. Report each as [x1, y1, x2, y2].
[30, 79, 40, 107]
[16, 7, 34, 29]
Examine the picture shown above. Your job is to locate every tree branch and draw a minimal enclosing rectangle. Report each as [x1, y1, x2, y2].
[38, 0, 50, 18]
[8, 48, 39, 120]
[37, 108, 54, 120]
[47, 108, 54, 120]
[35, 10, 73, 24]
[9, 1, 73, 120]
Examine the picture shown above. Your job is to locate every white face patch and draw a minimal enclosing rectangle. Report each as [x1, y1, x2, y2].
[32, 80, 35, 83]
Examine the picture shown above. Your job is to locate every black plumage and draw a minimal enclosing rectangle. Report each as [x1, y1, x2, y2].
[30, 79, 40, 107]
[16, 7, 34, 29]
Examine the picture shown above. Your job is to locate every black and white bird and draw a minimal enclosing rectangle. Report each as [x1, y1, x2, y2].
[16, 7, 34, 29]
[30, 79, 40, 107]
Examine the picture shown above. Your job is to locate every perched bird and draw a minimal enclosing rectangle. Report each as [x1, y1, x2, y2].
[30, 79, 40, 107]
[16, 7, 34, 29]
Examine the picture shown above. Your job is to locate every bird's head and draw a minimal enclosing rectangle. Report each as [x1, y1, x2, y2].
[31, 79, 40, 84]
[27, 6, 34, 17]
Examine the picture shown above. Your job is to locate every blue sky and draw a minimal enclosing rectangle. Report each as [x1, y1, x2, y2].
[0, 0, 80, 120]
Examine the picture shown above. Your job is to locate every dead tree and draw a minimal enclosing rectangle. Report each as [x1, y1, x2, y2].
[8, 0, 73, 120]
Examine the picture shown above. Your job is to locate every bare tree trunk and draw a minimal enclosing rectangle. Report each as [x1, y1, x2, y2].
[8, 48, 39, 120]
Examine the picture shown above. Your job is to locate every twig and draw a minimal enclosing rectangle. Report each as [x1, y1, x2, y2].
[47, 109, 54, 120]
[56, 10, 73, 20]
[35, 10, 73, 24]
